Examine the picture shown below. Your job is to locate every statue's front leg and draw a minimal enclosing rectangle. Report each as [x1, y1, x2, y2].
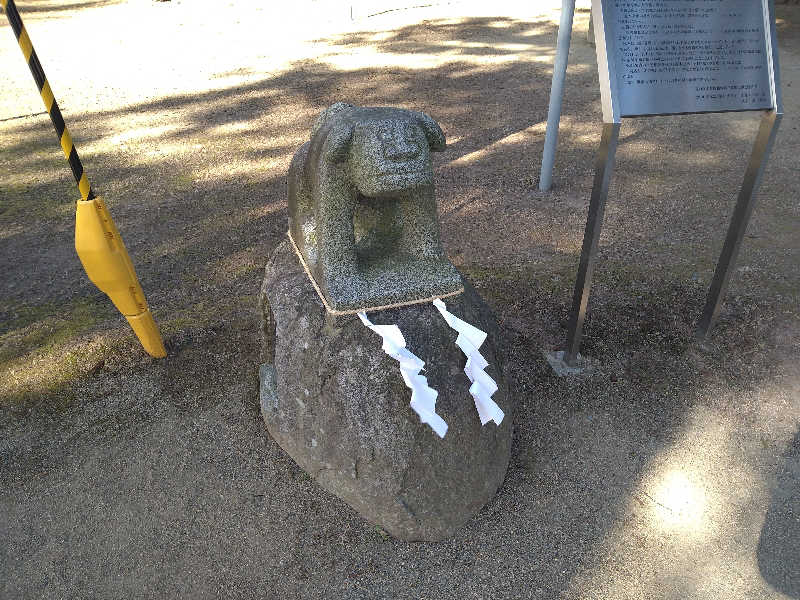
[316, 188, 363, 308]
[397, 186, 444, 259]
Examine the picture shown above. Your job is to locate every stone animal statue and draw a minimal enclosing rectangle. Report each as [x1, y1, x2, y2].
[288, 102, 462, 312]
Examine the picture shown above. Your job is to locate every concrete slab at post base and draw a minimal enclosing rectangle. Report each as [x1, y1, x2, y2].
[544, 350, 596, 377]
[259, 240, 514, 541]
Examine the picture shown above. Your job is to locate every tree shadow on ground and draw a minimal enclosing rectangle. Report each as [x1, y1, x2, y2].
[1, 11, 798, 600]
[2, 0, 121, 24]
[758, 427, 800, 598]
[10, 0, 118, 13]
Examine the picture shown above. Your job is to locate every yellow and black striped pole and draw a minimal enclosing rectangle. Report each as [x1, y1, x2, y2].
[2, 0, 166, 358]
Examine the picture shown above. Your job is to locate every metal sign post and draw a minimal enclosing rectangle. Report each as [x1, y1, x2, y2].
[539, 0, 577, 192]
[549, 0, 783, 371]
[697, 109, 782, 338]
[563, 121, 619, 365]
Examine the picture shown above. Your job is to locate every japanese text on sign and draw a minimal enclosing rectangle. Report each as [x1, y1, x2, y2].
[606, 0, 773, 115]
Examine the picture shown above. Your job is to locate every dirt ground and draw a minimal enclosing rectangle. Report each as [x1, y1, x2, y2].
[1, 1, 798, 598]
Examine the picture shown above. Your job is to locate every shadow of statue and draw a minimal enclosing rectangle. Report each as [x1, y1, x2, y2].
[758, 427, 800, 598]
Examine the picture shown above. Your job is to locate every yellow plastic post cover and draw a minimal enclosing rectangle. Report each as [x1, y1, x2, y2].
[126, 311, 167, 359]
[75, 197, 166, 358]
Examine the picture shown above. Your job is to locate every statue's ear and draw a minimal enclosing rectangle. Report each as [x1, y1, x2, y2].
[322, 123, 353, 163]
[311, 102, 354, 139]
[413, 110, 446, 152]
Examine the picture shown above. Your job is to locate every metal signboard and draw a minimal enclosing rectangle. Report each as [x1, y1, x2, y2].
[594, 0, 780, 121]
[539, 0, 783, 372]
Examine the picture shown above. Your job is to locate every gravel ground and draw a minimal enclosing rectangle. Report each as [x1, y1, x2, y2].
[1, 1, 798, 598]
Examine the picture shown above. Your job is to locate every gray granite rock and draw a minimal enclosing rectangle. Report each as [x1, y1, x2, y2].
[288, 103, 462, 312]
[259, 239, 514, 541]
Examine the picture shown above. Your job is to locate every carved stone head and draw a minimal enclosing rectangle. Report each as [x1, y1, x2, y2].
[287, 103, 462, 312]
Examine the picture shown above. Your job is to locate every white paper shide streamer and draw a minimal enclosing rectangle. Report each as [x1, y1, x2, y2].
[432, 299, 504, 426]
[357, 312, 448, 438]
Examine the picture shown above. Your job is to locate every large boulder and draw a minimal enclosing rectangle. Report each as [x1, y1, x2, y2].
[259, 239, 514, 541]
